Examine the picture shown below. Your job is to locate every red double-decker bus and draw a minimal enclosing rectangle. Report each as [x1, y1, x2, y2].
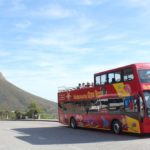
[58, 63, 150, 134]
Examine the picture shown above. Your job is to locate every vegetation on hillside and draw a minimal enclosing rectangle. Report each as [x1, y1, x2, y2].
[0, 101, 57, 120]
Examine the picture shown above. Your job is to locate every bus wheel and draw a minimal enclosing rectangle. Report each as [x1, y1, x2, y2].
[70, 118, 77, 129]
[112, 120, 122, 134]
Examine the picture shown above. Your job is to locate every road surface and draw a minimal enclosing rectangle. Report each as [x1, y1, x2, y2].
[0, 121, 150, 150]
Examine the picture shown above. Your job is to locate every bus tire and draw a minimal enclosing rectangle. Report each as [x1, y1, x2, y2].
[70, 118, 77, 129]
[112, 120, 122, 134]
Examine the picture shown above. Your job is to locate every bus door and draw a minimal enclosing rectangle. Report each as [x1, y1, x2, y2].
[122, 95, 143, 133]
[141, 91, 150, 133]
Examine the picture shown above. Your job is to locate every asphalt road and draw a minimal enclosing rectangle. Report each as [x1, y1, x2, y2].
[0, 121, 150, 150]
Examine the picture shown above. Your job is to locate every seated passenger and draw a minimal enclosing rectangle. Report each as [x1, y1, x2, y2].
[77, 83, 81, 89]
[90, 82, 94, 87]
[86, 82, 90, 87]
[81, 83, 85, 88]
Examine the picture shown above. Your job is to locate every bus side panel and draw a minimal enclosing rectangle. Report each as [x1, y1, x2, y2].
[141, 118, 150, 133]
[59, 109, 141, 134]
[121, 116, 141, 133]
[76, 113, 141, 133]
[78, 114, 111, 130]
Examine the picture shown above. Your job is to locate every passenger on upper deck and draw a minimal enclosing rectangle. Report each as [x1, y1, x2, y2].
[91, 82, 94, 87]
[82, 83, 85, 88]
[77, 83, 81, 89]
[77, 82, 94, 89]
[86, 82, 90, 87]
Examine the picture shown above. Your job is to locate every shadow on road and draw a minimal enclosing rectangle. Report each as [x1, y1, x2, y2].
[12, 126, 150, 145]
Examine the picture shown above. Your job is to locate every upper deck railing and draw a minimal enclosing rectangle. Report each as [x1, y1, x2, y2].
[58, 86, 76, 92]
[58, 82, 94, 93]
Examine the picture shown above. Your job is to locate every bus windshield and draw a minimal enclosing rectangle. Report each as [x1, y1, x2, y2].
[138, 69, 150, 83]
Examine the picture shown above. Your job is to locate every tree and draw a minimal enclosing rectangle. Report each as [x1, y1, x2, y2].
[15, 110, 22, 119]
[27, 102, 41, 119]
[0, 110, 9, 120]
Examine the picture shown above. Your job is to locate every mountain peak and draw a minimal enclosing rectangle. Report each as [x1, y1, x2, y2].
[0, 72, 5, 80]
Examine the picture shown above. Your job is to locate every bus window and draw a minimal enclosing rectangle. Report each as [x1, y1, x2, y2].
[100, 99, 108, 110]
[95, 75, 100, 85]
[124, 96, 138, 112]
[138, 70, 150, 83]
[115, 71, 121, 82]
[108, 73, 115, 83]
[74, 102, 83, 114]
[88, 100, 101, 113]
[123, 68, 134, 81]
[108, 99, 124, 111]
[101, 74, 107, 85]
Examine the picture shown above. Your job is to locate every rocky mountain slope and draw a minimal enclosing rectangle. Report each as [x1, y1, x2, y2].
[0, 73, 57, 117]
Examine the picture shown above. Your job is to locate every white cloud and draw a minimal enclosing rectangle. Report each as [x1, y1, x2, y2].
[33, 52, 79, 68]
[11, 0, 26, 10]
[28, 37, 60, 46]
[0, 50, 11, 57]
[28, 36, 93, 55]
[140, 41, 150, 46]
[76, 16, 97, 32]
[15, 20, 31, 29]
[80, 0, 108, 5]
[27, 27, 93, 53]
[82, 64, 126, 75]
[120, 0, 150, 19]
[127, 38, 150, 46]
[136, 50, 150, 55]
[101, 34, 127, 41]
[127, 39, 140, 45]
[101, 45, 130, 52]
[31, 4, 75, 19]
[123, 0, 150, 7]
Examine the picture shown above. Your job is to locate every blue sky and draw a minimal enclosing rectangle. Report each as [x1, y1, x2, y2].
[0, 0, 150, 102]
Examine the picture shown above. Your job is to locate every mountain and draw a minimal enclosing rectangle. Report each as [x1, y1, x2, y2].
[0, 73, 57, 118]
